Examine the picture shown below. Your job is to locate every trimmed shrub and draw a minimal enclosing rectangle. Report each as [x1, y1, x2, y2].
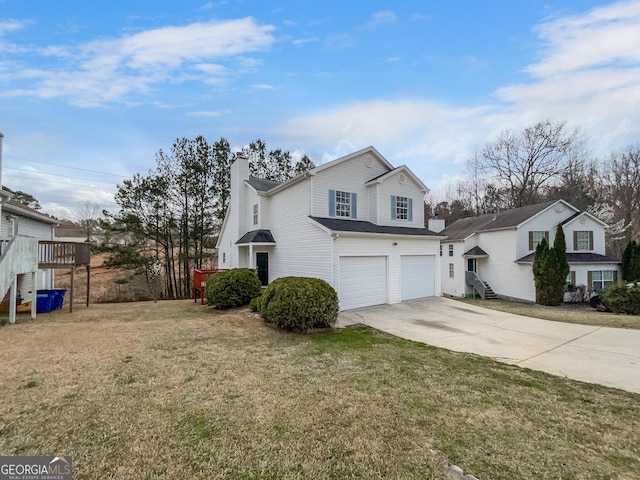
[205, 268, 261, 309]
[600, 282, 640, 315]
[249, 295, 262, 312]
[259, 276, 339, 332]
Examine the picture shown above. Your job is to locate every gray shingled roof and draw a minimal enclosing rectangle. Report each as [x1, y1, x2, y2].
[516, 252, 620, 264]
[235, 229, 276, 244]
[463, 246, 489, 257]
[440, 200, 558, 240]
[246, 177, 282, 192]
[4, 200, 59, 224]
[310, 217, 441, 236]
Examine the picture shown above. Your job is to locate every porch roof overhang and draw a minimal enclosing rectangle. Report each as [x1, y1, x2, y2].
[462, 246, 489, 258]
[235, 229, 276, 245]
[516, 252, 621, 264]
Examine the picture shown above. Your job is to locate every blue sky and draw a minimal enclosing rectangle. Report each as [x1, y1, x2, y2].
[1, 0, 639, 218]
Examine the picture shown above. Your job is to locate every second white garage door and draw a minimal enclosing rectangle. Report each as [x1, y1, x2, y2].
[401, 255, 434, 301]
[339, 256, 387, 310]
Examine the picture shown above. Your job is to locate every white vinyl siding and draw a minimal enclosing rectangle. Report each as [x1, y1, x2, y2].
[401, 255, 434, 301]
[269, 180, 332, 283]
[376, 172, 424, 228]
[339, 256, 387, 310]
[475, 230, 534, 301]
[311, 153, 387, 219]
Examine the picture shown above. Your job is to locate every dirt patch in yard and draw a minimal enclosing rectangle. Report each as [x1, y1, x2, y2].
[1, 300, 638, 479]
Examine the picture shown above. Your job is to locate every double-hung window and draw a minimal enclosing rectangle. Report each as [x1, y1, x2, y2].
[529, 230, 548, 250]
[335, 191, 351, 217]
[591, 270, 615, 292]
[574, 231, 593, 250]
[329, 190, 357, 218]
[253, 204, 258, 226]
[391, 195, 412, 221]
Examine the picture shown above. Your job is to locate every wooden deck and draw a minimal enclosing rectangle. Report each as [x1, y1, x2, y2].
[38, 241, 91, 269]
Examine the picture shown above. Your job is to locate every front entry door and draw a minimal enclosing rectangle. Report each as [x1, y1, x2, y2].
[256, 252, 269, 286]
[467, 258, 477, 273]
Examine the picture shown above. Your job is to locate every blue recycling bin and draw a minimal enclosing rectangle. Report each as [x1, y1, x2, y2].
[36, 290, 55, 313]
[52, 289, 67, 310]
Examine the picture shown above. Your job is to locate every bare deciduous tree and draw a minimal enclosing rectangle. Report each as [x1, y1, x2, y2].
[74, 200, 102, 241]
[605, 145, 640, 244]
[480, 119, 582, 207]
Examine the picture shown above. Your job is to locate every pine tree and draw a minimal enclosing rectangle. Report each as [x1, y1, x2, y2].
[533, 225, 570, 306]
[550, 224, 570, 305]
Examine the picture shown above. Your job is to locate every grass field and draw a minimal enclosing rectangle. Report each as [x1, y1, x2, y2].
[459, 297, 640, 330]
[1, 300, 638, 479]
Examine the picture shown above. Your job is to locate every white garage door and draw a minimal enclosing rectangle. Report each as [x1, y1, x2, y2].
[339, 256, 387, 310]
[401, 255, 434, 301]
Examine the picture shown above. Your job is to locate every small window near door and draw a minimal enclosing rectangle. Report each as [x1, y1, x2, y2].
[449, 263, 454, 278]
[222, 252, 226, 263]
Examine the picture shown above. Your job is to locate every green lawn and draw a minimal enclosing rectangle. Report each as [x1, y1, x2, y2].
[0, 300, 638, 479]
[459, 297, 640, 329]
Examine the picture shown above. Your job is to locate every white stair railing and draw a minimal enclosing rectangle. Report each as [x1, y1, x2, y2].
[0, 235, 38, 301]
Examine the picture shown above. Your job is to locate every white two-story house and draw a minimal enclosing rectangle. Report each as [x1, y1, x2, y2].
[440, 199, 621, 302]
[217, 146, 444, 310]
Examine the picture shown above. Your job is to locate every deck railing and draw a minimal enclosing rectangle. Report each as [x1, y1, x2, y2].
[38, 241, 91, 269]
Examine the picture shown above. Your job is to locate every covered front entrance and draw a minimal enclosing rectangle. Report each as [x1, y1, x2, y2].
[256, 252, 268, 286]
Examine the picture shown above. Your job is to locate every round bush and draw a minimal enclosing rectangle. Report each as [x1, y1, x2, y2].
[205, 268, 261, 309]
[259, 276, 339, 332]
[600, 282, 640, 315]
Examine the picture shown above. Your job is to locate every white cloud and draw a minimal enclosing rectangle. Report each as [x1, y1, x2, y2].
[495, 0, 640, 154]
[365, 10, 397, 28]
[277, 99, 493, 168]
[528, 0, 640, 77]
[186, 110, 230, 117]
[1, 17, 276, 106]
[250, 83, 275, 90]
[278, 0, 640, 186]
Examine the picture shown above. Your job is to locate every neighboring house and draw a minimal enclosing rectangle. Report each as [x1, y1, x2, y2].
[55, 222, 89, 243]
[440, 199, 621, 302]
[217, 146, 444, 310]
[2, 199, 59, 297]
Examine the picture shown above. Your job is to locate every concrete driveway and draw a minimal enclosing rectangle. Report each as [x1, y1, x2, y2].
[338, 297, 640, 394]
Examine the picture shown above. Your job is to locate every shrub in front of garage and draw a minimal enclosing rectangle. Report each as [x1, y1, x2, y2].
[259, 276, 339, 332]
[205, 268, 261, 309]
